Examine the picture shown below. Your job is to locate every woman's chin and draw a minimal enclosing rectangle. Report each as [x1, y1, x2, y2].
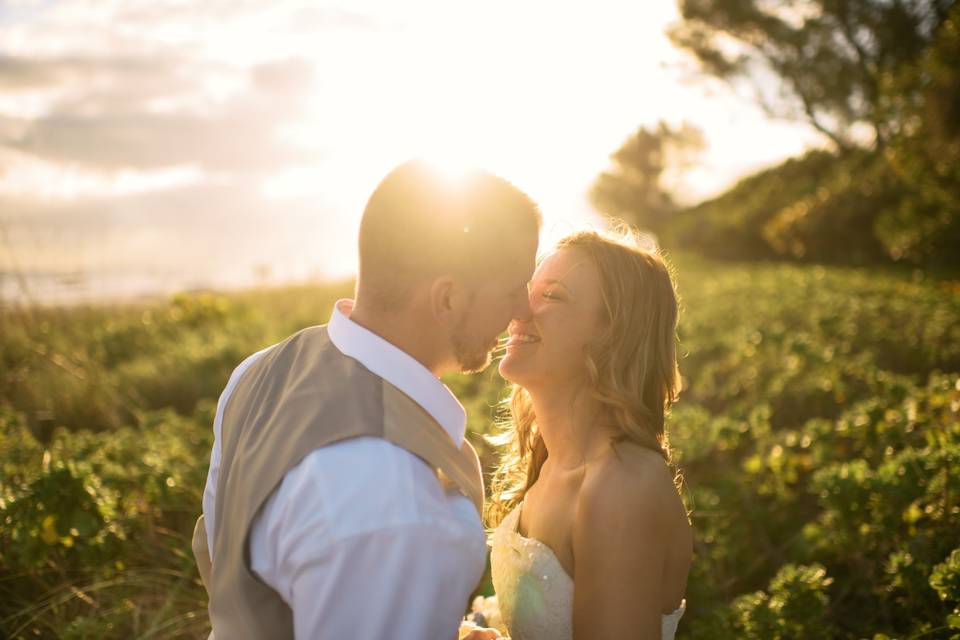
[497, 355, 514, 380]
[498, 352, 522, 381]
[498, 351, 533, 384]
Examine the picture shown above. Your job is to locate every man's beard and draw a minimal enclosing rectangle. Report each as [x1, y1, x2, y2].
[451, 319, 498, 374]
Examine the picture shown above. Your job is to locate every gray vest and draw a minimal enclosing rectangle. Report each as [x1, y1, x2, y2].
[191, 326, 484, 639]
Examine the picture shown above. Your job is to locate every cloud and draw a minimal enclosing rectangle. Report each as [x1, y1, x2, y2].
[0, 0, 343, 292]
[0, 55, 62, 90]
[288, 6, 385, 33]
[250, 57, 315, 94]
[0, 54, 196, 92]
[1, 55, 318, 172]
[0, 0, 382, 61]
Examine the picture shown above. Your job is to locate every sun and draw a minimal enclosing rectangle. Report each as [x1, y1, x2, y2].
[418, 152, 481, 184]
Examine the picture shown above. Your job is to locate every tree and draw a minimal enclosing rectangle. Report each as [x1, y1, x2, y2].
[876, 3, 960, 264]
[668, 0, 956, 150]
[589, 121, 704, 234]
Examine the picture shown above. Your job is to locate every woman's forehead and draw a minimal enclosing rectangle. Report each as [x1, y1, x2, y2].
[534, 249, 591, 282]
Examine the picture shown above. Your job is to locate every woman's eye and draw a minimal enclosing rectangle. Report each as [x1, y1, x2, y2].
[542, 289, 560, 300]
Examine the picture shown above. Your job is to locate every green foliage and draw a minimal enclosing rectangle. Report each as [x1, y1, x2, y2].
[1, 261, 958, 638]
[664, 256, 960, 639]
[931, 549, 960, 632]
[878, 5, 960, 265]
[0, 282, 352, 435]
[931, 549, 960, 607]
[0, 409, 213, 639]
[664, 141, 960, 267]
[724, 564, 835, 640]
[663, 149, 845, 261]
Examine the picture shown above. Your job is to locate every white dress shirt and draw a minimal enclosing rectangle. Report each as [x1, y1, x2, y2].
[202, 299, 488, 639]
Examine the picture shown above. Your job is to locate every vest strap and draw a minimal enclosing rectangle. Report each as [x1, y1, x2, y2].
[193, 514, 212, 591]
[381, 383, 484, 515]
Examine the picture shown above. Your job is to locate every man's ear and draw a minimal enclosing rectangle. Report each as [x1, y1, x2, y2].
[428, 276, 457, 325]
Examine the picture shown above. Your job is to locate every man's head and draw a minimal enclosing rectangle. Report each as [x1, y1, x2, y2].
[356, 160, 541, 375]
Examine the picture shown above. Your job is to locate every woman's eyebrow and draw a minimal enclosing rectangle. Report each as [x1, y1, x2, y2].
[543, 278, 574, 295]
[530, 262, 584, 296]
[546, 261, 586, 295]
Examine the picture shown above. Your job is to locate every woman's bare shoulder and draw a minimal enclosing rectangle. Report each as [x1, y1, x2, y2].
[571, 443, 687, 588]
[583, 442, 677, 502]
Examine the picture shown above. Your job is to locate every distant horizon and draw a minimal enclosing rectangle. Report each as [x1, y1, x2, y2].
[0, 262, 362, 305]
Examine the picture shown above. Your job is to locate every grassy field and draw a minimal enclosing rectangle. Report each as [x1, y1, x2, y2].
[1, 254, 959, 639]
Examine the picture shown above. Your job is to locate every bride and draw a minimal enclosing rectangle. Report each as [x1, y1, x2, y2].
[479, 229, 692, 640]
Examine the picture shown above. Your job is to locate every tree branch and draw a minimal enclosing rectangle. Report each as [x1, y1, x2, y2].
[832, 4, 884, 146]
[795, 84, 852, 151]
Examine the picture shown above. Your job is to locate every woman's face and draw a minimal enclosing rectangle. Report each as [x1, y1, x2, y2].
[498, 248, 605, 390]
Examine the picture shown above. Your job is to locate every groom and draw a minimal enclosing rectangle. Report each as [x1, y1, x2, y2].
[192, 160, 541, 639]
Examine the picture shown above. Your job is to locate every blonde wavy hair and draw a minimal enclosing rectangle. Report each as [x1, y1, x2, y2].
[486, 228, 683, 527]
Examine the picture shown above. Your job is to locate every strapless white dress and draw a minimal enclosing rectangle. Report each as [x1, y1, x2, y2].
[490, 503, 685, 640]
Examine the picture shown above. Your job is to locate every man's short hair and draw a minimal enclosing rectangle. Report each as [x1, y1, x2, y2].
[358, 160, 542, 310]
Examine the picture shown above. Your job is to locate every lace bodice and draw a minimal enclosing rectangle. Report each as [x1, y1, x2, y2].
[490, 503, 685, 640]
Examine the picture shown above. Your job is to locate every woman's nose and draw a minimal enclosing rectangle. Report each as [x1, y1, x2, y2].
[513, 293, 533, 322]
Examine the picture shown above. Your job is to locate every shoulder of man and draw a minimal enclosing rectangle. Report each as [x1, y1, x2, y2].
[260, 436, 474, 544]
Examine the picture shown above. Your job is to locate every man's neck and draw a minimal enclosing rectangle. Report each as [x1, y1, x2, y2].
[348, 301, 447, 377]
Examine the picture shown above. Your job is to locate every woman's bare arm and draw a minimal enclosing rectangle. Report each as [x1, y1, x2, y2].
[572, 459, 670, 640]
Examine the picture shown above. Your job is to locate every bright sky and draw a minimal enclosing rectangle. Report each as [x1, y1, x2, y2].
[0, 0, 824, 301]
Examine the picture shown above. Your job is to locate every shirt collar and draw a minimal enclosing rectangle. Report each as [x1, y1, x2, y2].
[326, 299, 467, 447]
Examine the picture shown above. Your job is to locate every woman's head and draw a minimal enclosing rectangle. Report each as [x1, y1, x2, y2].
[488, 228, 682, 524]
[498, 241, 605, 390]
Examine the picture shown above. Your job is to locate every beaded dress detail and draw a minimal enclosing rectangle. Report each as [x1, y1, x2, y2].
[490, 503, 685, 640]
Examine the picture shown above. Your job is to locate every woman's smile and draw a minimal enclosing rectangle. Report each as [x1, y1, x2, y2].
[506, 331, 541, 347]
